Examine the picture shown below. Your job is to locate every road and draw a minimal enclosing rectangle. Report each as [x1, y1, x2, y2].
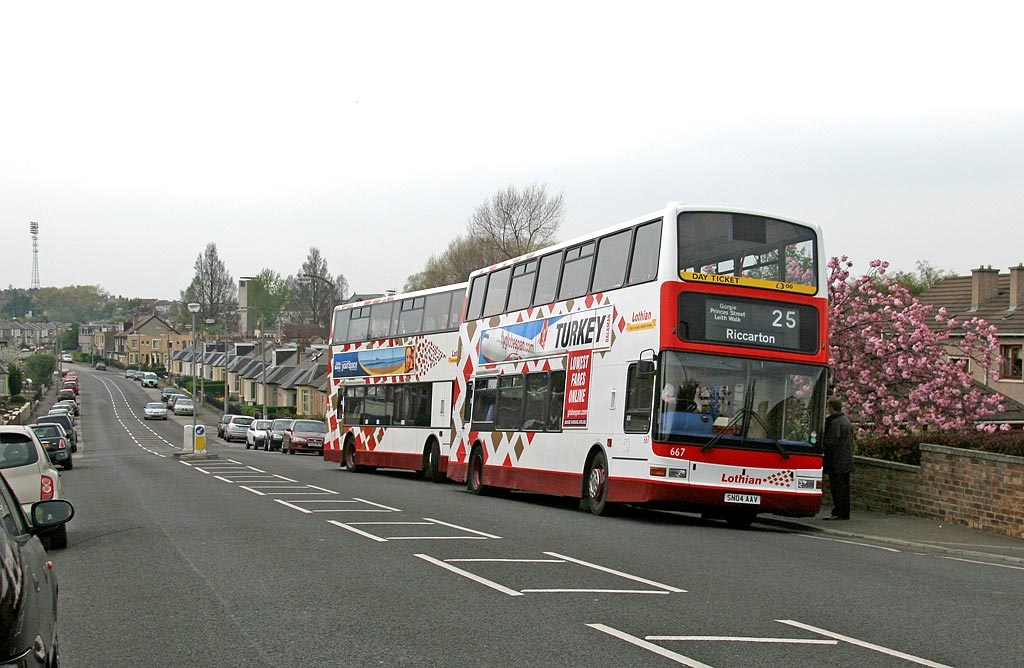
[51, 365, 1024, 667]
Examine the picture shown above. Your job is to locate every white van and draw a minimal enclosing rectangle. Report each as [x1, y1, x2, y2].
[141, 372, 159, 388]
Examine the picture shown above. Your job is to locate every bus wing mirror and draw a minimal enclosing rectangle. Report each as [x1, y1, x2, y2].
[636, 360, 656, 377]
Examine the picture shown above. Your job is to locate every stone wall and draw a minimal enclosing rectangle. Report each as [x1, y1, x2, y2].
[848, 444, 1023, 539]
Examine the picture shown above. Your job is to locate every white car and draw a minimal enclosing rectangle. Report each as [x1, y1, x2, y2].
[0, 426, 69, 549]
[61, 353, 73, 363]
[172, 398, 194, 416]
[245, 419, 273, 450]
[143, 402, 168, 420]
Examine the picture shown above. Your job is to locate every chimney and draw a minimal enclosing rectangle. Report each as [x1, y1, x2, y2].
[1010, 264, 1024, 311]
[971, 266, 999, 310]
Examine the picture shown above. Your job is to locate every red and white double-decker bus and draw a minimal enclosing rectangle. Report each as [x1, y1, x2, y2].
[323, 283, 465, 480]
[448, 205, 828, 525]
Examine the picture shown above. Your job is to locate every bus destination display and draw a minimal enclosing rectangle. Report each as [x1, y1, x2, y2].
[678, 292, 819, 353]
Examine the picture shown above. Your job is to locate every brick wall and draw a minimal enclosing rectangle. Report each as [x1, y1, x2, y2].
[845, 444, 1023, 539]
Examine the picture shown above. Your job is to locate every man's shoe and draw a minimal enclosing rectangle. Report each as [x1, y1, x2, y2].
[822, 515, 848, 521]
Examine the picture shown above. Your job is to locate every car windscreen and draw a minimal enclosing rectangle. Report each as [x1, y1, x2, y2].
[0, 435, 40, 468]
[36, 415, 72, 430]
[233, 417, 253, 426]
[292, 421, 326, 433]
[146, 403, 165, 409]
[254, 420, 272, 429]
[271, 420, 291, 430]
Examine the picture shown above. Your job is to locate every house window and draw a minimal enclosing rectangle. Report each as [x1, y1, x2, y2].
[1001, 345, 1023, 380]
[131, 339, 138, 349]
[153, 339, 160, 350]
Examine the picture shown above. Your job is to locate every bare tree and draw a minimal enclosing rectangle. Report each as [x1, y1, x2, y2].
[179, 243, 237, 326]
[290, 247, 348, 329]
[468, 183, 564, 259]
[407, 183, 565, 291]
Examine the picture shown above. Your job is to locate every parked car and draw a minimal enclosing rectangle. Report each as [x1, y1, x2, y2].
[144, 402, 168, 420]
[141, 371, 159, 388]
[94, 361, 106, 370]
[28, 422, 73, 470]
[33, 414, 77, 453]
[61, 353, 73, 362]
[267, 419, 293, 452]
[0, 426, 71, 549]
[167, 394, 189, 410]
[282, 419, 327, 455]
[245, 419, 273, 450]
[172, 398, 194, 416]
[0, 470, 74, 667]
[56, 398, 80, 416]
[62, 380, 79, 395]
[161, 387, 180, 404]
[47, 406, 75, 421]
[57, 388, 76, 403]
[217, 414, 239, 438]
[222, 415, 254, 442]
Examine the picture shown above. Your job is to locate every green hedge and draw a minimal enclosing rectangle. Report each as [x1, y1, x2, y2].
[857, 429, 1024, 465]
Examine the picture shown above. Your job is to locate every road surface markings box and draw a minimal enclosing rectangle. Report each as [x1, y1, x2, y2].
[323, 283, 466, 481]
[448, 204, 829, 525]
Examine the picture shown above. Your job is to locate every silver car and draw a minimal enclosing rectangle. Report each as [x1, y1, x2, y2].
[143, 402, 168, 420]
[223, 416, 254, 443]
[172, 399, 194, 416]
[0, 426, 69, 549]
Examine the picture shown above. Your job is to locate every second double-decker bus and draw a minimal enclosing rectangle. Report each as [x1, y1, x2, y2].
[323, 283, 465, 481]
[448, 204, 829, 526]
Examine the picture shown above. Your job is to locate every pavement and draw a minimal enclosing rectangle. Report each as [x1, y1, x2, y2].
[758, 508, 1024, 565]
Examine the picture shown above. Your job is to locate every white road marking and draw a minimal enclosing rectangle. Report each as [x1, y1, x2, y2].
[647, 635, 835, 644]
[274, 499, 313, 514]
[524, 588, 670, 594]
[777, 620, 955, 668]
[545, 552, 686, 593]
[352, 498, 403, 512]
[327, 521, 388, 542]
[422, 518, 501, 539]
[587, 624, 714, 668]
[935, 555, 1024, 570]
[801, 535, 901, 552]
[415, 554, 523, 596]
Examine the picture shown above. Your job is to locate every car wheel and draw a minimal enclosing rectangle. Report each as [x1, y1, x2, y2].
[245, 440, 250, 449]
[63, 456, 73, 470]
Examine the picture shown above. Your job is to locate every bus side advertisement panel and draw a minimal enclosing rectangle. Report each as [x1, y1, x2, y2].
[564, 350, 592, 428]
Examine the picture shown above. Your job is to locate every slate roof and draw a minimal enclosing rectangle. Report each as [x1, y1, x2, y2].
[920, 272, 1022, 333]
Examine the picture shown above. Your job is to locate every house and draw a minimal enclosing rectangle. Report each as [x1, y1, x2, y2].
[919, 265, 1024, 407]
[0, 360, 9, 397]
[115, 315, 185, 369]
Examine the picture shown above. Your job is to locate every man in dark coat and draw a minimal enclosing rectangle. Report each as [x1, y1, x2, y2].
[822, 397, 855, 520]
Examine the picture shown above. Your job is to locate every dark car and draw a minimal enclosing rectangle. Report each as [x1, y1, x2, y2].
[282, 419, 327, 455]
[94, 361, 106, 370]
[57, 388, 76, 403]
[28, 423, 73, 470]
[33, 414, 77, 453]
[0, 470, 75, 668]
[161, 387, 180, 404]
[267, 419, 293, 452]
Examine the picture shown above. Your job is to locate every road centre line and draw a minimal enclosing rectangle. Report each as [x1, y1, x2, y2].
[587, 624, 713, 668]
[415, 554, 523, 596]
[447, 559, 565, 563]
[545, 552, 686, 593]
[777, 620, 955, 668]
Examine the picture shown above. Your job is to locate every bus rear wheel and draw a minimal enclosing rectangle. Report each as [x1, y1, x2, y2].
[583, 451, 612, 515]
[423, 440, 443, 482]
[344, 440, 361, 472]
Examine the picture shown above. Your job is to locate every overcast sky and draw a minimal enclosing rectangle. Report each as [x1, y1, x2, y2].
[2, 1, 1023, 301]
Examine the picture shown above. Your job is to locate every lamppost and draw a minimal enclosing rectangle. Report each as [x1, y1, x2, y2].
[187, 303, 201, 444]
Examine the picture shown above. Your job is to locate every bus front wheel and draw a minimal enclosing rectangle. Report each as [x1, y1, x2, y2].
[583, 450, 612, 515]
[467, 447, 487, 495]
[344, 439, 363, 472]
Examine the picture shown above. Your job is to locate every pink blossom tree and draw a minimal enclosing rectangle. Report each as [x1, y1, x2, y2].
[828, 256, 1005, 435]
